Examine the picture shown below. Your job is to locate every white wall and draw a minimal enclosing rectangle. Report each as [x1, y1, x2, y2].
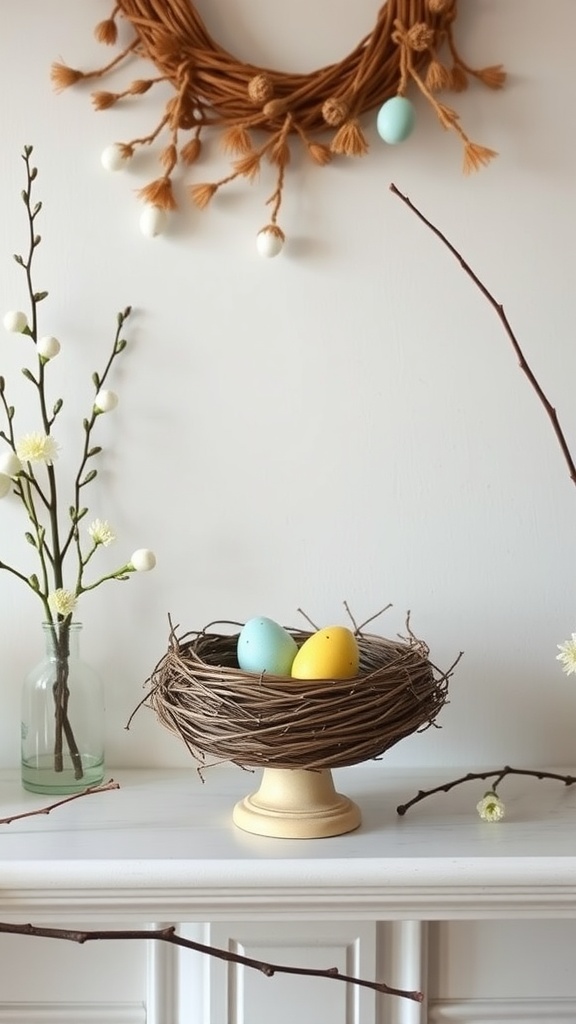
[0, 0, 574, 771]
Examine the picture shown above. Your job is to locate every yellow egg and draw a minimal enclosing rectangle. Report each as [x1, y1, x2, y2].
[291, 626, 360, 680]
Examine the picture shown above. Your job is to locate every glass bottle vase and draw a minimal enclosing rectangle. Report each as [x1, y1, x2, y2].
[21, 622, 105, 794]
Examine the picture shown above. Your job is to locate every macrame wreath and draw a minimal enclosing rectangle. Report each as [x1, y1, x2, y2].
[51, 0, 505, 253]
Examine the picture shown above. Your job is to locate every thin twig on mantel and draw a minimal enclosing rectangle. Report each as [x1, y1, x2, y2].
[0, 922, 423, 1003]
[397, 767, 576, 815]
[0, 779, 120, 825]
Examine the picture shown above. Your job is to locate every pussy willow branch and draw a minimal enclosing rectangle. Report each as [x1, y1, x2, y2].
[397, 767, 576, 815]
[389, 183, 576, 487]
[17, 151, 81, 772]
[0, 921, 422, 1003]
[21, 148, 65, 592]
[60, 307, 130, 566]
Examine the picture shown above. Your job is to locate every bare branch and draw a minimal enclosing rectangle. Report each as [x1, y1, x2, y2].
[0, 921, 422, 1002]
[397, 767, 576, 815]
[0, 779, 119, 825]
[389, 182, 576, 487]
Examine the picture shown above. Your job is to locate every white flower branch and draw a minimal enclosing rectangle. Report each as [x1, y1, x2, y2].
[1, 147, 157, 620]
[397, 767, 576, 818]
[1, 145, 157, 777]
[60, 309, 130, 566]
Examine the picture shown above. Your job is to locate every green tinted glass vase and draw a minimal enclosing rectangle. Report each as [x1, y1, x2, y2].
[21, 622, 105, 794]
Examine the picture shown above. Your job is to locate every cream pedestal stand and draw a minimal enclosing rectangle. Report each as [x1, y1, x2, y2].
[232, 767, 362, 838]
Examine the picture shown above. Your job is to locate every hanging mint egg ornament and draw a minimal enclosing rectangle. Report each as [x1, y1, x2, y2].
[376, 95, 416, 144]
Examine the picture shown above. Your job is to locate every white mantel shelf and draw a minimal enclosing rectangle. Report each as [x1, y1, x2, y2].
[1, 763, 576, 922]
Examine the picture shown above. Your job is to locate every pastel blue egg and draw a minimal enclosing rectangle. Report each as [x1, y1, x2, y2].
[376, 96, 416, 144]
[237, 617, 298, 675]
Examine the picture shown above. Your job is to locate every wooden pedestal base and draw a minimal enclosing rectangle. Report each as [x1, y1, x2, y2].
[232, 767, 362, 839]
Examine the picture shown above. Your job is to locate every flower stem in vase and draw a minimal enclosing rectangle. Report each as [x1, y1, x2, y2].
[21, 623, 104, 795]
[50, 621, 84, 778]
[1, 146, 157, 794]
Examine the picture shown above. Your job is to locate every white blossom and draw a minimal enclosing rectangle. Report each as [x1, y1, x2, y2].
[16, 432, 59, 465]
[37, 335, 61, 359]
[48, 588, 77, 618]
[94, 389, 119, 413]
[556, 634, 576, 676]
[88, 519, 116, 547]
[130, 548, 156, 572]
[3, 310, 28, 333]
[476, 791, 505, 822]
[0, 150, 154, 647]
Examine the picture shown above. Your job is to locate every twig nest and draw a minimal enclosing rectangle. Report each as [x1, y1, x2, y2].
[256, 225, 285, 258]
[101, 143, 130, 171]
[139, 204, 168, 237]
[145, 624, 451, 771]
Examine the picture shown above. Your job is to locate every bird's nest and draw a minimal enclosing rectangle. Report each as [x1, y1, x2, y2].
[140, 613, 456, 772]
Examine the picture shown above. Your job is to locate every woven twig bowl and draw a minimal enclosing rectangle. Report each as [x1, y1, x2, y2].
[144, 620, 453, 837]
[146, 621, 450, 772]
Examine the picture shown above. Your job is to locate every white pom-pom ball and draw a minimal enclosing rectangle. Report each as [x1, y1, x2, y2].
[101, 144, 129, 172]
[37, 335, 61, 359]
[94, 389, 119, 413]
[130, 548, 157, 572]
[256, 227, 284, 258]
[139, 205, 168, 238]
[3, 310, 28, 333]
[0, 451, 22, 477]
